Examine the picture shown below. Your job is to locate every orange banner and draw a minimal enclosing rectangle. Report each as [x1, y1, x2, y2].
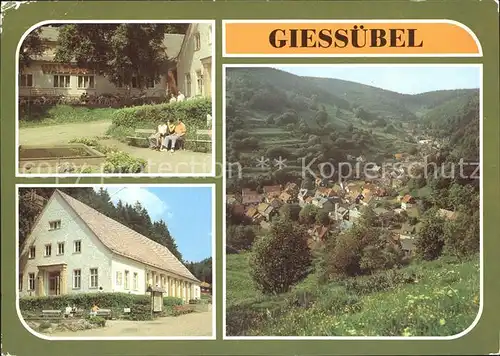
[223, 20, 482, 57]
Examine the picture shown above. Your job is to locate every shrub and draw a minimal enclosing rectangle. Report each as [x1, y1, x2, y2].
[163, 296, 183, 307]
[109, 98, 211, 140]
[19, 292, 150, 318]
[87, 316, 106, 327]
[250, 219, 312, 294]
[103, 151, 146, 173]
[38, 321, 52, 330]
[226, 303, 267, 336]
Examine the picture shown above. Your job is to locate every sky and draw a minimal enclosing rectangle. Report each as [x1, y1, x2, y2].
[269, 65, 481, 95]
[94, 186, 213, 262]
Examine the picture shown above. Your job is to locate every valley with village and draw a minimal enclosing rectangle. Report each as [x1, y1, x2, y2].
[225, 67, 480, 337]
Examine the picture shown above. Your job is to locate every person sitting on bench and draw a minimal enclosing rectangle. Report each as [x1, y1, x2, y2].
[163, 119, 186, 152]
[149, 122, 169, 150]
[90, 303, 100, 317]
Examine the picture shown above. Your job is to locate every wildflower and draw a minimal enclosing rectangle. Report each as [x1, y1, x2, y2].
[402, 327, 412, 336]
[473, 295, 479, 305]
[439, 319, 446, 326]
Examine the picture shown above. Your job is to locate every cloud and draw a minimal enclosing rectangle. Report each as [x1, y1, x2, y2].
[94, 187, 171, 221]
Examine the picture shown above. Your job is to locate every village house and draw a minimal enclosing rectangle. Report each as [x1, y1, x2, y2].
[315, 187, 336, 199]
[329, 203, 349, 222]
[241, 190, 263, 206]
[257, 203, 277, 221]
[437, 208, 458, 221]
[263, 185, 282, 201]
[400, 194, 416, 210]
[200, 281, 212, 294]
[399, 222, 422, 256]
[268, 198, 283, 209]
[298, 189, 312, 207]
[175, 22, 213, 98]
[348, 206, 363, 222]
[20, 23, 213, 99]
[283, 182, 299, 196]
[309, 225, 329, 242]
[19, 190, 201, 302]
[312, 197, 335, 211]
[245, 206, 263, 223]
[279, 191, 294, 204]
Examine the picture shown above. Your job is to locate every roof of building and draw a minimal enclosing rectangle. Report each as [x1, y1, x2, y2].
[54, 190, 199, 282]
[263, 185, 281, 194]
[38, 26, 185, 60]
[402, 194, 414, 203]
[437, 208, 458, 220]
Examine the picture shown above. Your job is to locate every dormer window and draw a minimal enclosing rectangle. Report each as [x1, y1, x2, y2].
[49, 220, 61, 230]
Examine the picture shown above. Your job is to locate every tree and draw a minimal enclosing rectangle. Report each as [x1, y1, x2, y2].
[279, 204, 301, 222]
[315, 110, 328, 127]
[443, 208, 479, 258]
[249, 219, 312, 294]
[299, 204, 318, 225]
[415, 209, 445, 260]
[316, 211, 330, 226]
[226, 225, 256, 251]
[19, 28, 46, 69]
[54, 24, 172, 88]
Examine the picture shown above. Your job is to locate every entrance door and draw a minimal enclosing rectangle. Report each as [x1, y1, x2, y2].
[48, 272, 60, 295]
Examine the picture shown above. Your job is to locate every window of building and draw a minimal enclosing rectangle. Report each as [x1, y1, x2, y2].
[146, 77, 155, 89]
[116, 271, 122, 286]
[53, 75, 70, 88]
[133, 272, 138, 290]
[57, 242, 65, 255]
[194, 32, 201, 51]
[20, 74, 33, 87]
[185, 73, 191, 97]
[155, 274, 159, 285]
[131, 76, 139, 88]
[28, 246, 35, 259]
[49, 220, 61, 230]
[89, 268, 98, 288]
[77, 75, 95, 89]
[19, 274, 23, 291]
[44, 244, 52, 257]
[74, 240, 81, 253]
[28, 273, 35, 291]
[73, 269, 81, 289]
[196, 70, 204, 96]
[124, 270, 130, 290]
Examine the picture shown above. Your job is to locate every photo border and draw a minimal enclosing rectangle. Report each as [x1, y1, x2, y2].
[15, 182, 217, 341]
[222, 63, 484, 340]
[15, 20, 217, 178]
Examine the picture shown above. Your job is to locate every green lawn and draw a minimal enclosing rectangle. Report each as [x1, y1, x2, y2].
[226, 252, 480, 337]
[19, 105, 115, 127]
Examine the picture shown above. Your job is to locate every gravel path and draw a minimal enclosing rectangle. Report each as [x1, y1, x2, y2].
[48, 311, 213, 337]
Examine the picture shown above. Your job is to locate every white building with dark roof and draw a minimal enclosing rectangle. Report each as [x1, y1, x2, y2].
[19, 190, 201, 302]
[19, 23, 211, 99]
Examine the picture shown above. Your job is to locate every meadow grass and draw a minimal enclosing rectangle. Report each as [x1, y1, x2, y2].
[226, 252, 480, 337]
[19, 105, 115, 127]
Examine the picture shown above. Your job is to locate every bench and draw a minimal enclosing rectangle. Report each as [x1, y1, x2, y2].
[94, 309, 112, 319]
[126, 129, 156, 147]
[42, 310, 62, 320]
[185, 129, 212, 152]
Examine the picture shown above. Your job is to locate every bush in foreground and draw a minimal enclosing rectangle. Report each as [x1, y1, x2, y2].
[250, 219, 312, 295]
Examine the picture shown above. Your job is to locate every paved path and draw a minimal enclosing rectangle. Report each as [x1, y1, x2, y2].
[49, 311, 213, 337]
[19, 120, 213, 174]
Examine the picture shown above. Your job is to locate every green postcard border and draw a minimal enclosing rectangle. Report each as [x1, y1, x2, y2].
[1, 1, 499, 355]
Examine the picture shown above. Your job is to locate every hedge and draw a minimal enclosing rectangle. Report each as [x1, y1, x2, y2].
[108, 97, 211, 140]
[20, 293, 184, 321]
